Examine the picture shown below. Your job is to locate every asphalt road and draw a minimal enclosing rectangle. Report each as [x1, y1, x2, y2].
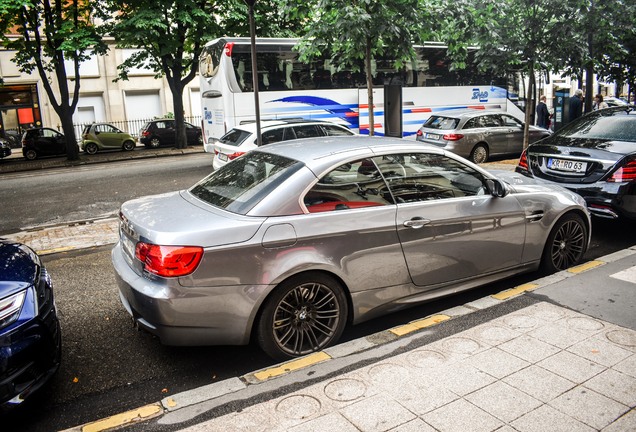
[2, 154, 635, 431]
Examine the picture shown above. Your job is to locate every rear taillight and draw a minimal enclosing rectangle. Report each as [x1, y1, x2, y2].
[135, 242, 203, 277]
[228, 152, 245, 160]
[142, 131, 150, 137]
[416, 130, 423, 137]
[442, 133, 464, 141]
[518, 150, 528, 171]
[608, 160, 636, 182]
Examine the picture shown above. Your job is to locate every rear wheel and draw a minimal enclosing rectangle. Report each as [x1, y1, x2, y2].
[541, 213, 587, 273]
[122, 140, 135, 151]
[25, 149, 38, 160]
[85, 142, 98, 155]
[257, 273, 348, 360]
[149, 137, 161, 148]
[470, 144, 489, 164]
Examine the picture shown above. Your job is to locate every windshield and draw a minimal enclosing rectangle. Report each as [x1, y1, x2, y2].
[190, 151, 303, 214]
[558, 112, 636, 143]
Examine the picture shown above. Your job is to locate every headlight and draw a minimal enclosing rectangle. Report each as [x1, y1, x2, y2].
[0, 291, 26, 330]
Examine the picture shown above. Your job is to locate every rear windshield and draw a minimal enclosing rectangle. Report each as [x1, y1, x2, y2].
[189, 151, 303, 214]
[218, 129, 252, 147]
[559, 112, 636, 143]
[422, 116, 460, 130]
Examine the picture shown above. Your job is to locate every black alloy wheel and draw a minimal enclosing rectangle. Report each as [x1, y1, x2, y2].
[257, 273, 347, 360]
[85, 142, 99, 155]
[122, 140, 135, 151]
[541, 213, 587, 273]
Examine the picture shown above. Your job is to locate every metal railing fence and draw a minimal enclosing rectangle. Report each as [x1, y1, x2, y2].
[72, 116, 202, 141]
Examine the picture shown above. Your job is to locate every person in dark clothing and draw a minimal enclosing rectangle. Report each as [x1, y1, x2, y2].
[536, 95, 550, 129]
[569, 89, 583, 123]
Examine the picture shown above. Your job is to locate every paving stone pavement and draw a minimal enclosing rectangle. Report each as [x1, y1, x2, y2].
[176, 302, 636, 432]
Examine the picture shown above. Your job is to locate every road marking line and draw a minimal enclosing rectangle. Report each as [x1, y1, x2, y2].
[81, 403, 162, 432]
[492, 283, 540, 300]
[253, 352, 331, 381]
[610, 265, 636, 284]
[568, 260, 605, 274]
[390, 314, 450, 336]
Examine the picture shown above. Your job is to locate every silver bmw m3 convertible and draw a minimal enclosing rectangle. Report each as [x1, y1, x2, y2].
[112, 136, 591, 359]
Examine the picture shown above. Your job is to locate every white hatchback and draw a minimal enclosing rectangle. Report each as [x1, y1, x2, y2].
[209, 120, 354, 170]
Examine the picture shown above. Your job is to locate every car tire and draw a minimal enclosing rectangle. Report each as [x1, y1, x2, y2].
[122, 140, 135, 151]
[149, 137, 161, 148]
[25, 149, 38, 160]
[470, 144, 489, 164]
[256, 272, 348, 360]
[541, 213, 587, 273]
[85, 142, 99, 155]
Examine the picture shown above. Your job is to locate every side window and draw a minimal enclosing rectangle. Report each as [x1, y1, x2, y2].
[501, 115, 521, 127]
[42, 129, 56, 138]
[321, 125, 353, 136]
[463, 118, 478, 129]
[304, 158, 394, 213]
[292, 125, 321, 139]
[155, 121, 167, 130]
[261, 129, 285, 145]
[373, 153, 487, 203]
[481, 115, 501, 127]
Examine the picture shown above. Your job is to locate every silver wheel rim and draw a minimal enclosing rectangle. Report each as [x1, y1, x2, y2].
[150, 138, 160, 148]
[472, 146, 487, 164]
[273, 282, 341, 356]
[550, 220, 585, 270]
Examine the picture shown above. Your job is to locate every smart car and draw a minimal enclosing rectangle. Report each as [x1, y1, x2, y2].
[81, 123, 136, 154]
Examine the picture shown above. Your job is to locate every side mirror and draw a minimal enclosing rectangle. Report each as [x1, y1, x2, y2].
[485, 178, 509, 198]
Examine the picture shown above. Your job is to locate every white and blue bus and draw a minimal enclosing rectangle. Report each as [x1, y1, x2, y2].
[199, 37, 524, 144]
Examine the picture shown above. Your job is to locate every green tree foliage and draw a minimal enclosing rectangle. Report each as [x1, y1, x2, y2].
[433, 0, 580, 148]
[0, 0, 107, 160]
[283, 0, 424, 136]
[106, 0, 221, 148]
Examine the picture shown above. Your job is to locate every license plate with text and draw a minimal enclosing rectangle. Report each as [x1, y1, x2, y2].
[548, 158, 587, 173]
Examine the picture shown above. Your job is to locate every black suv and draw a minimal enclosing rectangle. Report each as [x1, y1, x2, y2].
[21, 128, 77, 160]
[139, 119, 203, 148]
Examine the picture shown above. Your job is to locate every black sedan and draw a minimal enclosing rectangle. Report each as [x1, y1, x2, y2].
[0, 240, 61, 410]
[516, 105, 636, 220]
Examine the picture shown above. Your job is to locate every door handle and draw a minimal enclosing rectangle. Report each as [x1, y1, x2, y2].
[403, 217, 431, 228]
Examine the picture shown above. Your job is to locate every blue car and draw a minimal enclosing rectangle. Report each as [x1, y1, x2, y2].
[0, 239, 61, 409]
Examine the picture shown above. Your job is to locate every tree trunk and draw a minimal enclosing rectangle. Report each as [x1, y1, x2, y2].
[58, 104, 79, 161]
[167, 74, 187, 149]
[523, 68, 534, 150]
[365, 37, 374, 136]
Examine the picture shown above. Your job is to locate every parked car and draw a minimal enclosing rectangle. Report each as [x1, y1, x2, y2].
[21, 128, 76, 160]
[604, 97, 628, 108]
[209, 119, 355, 170]
[416, 110, 552, 164]
[0, 138, 11, 159]
[517, 105, 636, 220]
[81, 123, 136, 154]
[3, 130, 22, 149]
[139, 119, 202, 148]
[0, 239, 61, 410]
[112, 135, 590, 360]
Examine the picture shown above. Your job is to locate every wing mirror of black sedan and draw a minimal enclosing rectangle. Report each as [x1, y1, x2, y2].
[486, 178, 509, 198]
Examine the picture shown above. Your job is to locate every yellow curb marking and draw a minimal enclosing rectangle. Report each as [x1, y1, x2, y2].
[37, 246, 76, 255]
[492, 283, 540, 301]
[166, 397, 177, 408]
[253, 351, 331, 381]
[81, 404, 162, 432]
[568, 260, 605, 274]
[390, 314, 450, 337]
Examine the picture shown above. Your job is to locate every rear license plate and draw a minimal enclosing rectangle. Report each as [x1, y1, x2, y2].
[425, 133, 440, 140]
[219, 153, 228, 161]
[547, 158, 587, 173]
[121, 231, 136, 260]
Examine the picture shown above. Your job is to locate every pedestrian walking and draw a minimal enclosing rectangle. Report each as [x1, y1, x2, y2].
[593, 94, 609, 110]
[536, 95, 550, 129]
[569, 89, 583, 123]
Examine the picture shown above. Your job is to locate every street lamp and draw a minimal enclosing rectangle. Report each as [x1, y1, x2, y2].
[244, 0, 262, 146]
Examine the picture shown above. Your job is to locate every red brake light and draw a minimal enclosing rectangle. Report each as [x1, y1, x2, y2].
[608, 160, 636, 182]
[142, 131, 150, 137]
[228, 151, 245, 160]
[442, 133, 464, 141]
[135, 242, 203, 277]
[518, 150, 528, 170]
[416, 130, 423, 137]
[225, 42, 234, 57]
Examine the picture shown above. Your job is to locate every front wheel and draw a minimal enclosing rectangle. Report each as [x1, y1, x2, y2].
[541, 213, 587, 273]
[256, 273, 348, 360]
[470, 144, 489, 164]
[122, 140, 135, 151]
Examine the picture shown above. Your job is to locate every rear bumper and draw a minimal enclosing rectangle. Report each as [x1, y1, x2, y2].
[111, 243, 267, 346]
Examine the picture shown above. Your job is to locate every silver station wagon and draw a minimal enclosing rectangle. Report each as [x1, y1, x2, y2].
[112, 136, 590, 359]
[416, 110, 551, 164]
